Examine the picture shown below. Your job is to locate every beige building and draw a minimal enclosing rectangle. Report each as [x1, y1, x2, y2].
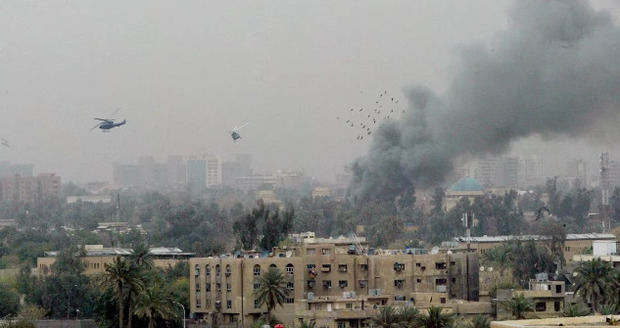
[453, 233, 616, 264]
[189, 243, 479, 328]
[496, 279, 566, 320]
[37, 245, 194, 275]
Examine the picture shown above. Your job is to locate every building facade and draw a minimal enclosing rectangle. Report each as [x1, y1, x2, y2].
[0, 173, 61, 202]
[189, 245, 479, 328]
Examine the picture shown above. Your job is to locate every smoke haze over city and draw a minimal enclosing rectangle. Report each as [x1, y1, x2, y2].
[0, 1, 619, 184]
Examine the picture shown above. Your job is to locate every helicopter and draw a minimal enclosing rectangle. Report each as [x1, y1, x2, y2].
[229, 123, 248, 142]
[91, 118, 127, 132]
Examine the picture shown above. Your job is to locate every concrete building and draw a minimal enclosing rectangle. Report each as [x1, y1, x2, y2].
[496, 277, 566, 320]
[222, 154, 253, 187]
[573, 240, 620, 267]
[187, 158, 207, 193]
[0, 162, 34, 178]
[0, 173, 61, 202]
[491, 315, 620, 328]
[474, 157, 501, 188]
[189, 243, 480, 328]
[66, 195, 113, 204]
[567, 159, 588, 188]
[453, 233, 616, 264]
[235, 175, 278, 192]
[37, 245, 194, 276]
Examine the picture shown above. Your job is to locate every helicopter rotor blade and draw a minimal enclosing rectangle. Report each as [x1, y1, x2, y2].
[233, 122, 249, 131]
[90, 122, 102, 131]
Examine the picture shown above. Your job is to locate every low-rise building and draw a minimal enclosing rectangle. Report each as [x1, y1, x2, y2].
[453, 233, 616, 264]
[496, 277, 566, 320]
[37, 245, 194, 275]
[573, 240, 620, 267]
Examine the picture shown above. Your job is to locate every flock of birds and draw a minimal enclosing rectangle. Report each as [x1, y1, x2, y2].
[337, 90, 405, 141]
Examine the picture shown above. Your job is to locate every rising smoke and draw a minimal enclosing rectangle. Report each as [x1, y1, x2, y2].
[351, 0, 620, 202]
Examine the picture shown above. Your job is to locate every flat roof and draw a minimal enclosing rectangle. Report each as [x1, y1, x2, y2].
[454, 233, 616, 243]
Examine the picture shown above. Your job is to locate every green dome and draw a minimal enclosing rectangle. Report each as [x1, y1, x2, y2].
[449, 177, 484, 192]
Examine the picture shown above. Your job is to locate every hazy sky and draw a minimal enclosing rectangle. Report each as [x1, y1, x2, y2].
[0, 0, 618, 183]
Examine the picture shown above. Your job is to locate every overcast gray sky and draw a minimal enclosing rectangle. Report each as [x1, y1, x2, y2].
[0, 0, 618, 183]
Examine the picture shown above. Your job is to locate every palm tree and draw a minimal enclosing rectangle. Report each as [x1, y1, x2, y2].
[501, 293, 533, 319]
[101, 256, 145, 328]
[299, 320, 317, 328]
[130, 241, 154, 269]
[371, 306, 401, 328]
[127, 242, 153, 328]
[253, 267, 290, 323]
[573, 258, 613, 313]
[398, 306, 419, 324]
[468, 315, 490, 328]
[483, 246, 510, 275]
[133, 285, 177, 328]
[415, 306, 453, 328]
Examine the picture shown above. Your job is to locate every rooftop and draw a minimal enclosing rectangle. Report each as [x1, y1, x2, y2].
[449, 177, 484, 192]
[454, 233, 616, 243]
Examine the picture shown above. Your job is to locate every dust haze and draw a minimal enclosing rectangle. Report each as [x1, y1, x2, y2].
[0, 1, 618, 184]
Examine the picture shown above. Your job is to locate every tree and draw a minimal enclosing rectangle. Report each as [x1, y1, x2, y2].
[573, 258, 613, 313]
[253, 267, 290, 323]
[468, 315, 490, 328]
[101, 256, 145, 328]
[370, 305, 401, 328]
[299, 320, 317, 328]
[0, 282, 20, 317]
[540, 220, 567, 269]
[501, 293, 533, 319]
[431, 187, 445, 215]
[233, 203, 260, 250]
[482, 246, 510, 275]
[133, 285, 176, 328]
[414, 306, 453, 328]
[563, 303, 590, 317]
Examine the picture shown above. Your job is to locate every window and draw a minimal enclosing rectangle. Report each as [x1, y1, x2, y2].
[287, 281, 295, 290]
[360, 264, 368, 271]
[338, 264, 348, 272]
[435, 263, 447, 270]
[321, 264, 331, 272]
[339, 280, 348, 288]
[322, 280, 332, 289]
[206, 264, 211, 276]
[416, 279, 422, 283]
[440, 297, 446, 304]
[322, 248, 331, 255]
[307, 264, 316, 270]
[215, 264, 221, 277]
[337, 321, 346, 328]
[196, 292, 201, 307]
[307, 280, 315, 289]
[253, 265, 261, 276]
[270, 264, 277, 269]
[225, 265, 231, 276]
[226, 283, 231, 292]
[394, 280, 405, 288]
[286, 263, 294, 274]
[253, 282, 260, 290]
[286, 298, 295, 304]
[254, 300, 260, 308]
[450, 261, 456, 266]
[206, 283, 211, 292]
[346, 303, 352, 309]
[359, 280, 368, 288]
[452, 278, 456, 284]
[307, 248, 316, 255]
[194, 264, 200, 276]
[394, 262, 405, 272]
[216, 283, 221, 292]
[556, 285, 563, 293]
[195, 281, 200, 291]
[227, 300, 232, 309]
[436, 279, 447, 285]
[416, 263, 421, 267]
[554, 301, 561, 312]
[536, 302, 547, 312]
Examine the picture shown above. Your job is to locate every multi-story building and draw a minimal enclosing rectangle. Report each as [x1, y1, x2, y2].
[496, 277, 566, 320]
[453, 233, 616, 264]
[222, 154, 253, 187]
[474, 157, 501, 188]
[189, 243, 480, 328]
[566, 159, 588, 188]
[0, 162, 34, 178]
[187, 158, 207, 193]
[0, 173, 61, 202]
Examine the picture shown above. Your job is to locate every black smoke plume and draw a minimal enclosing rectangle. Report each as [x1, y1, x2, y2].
[351, 0, 620, 202]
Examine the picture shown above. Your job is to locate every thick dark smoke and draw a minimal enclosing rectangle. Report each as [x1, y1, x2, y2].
[351, 0, 620, 202]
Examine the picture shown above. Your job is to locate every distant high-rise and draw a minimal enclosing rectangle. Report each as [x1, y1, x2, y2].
[500, 157, 520, 188]
[222, 154, 252, 187]
[0, 173, 61, 202]
[521, 156, 543, 188]
[112, 163, 140, 187]
[167, 155, 187, 189]
[567, 159, 588, 188]
[187, 158, 207, 193]
[0, 162, 34, 178]
[474, 157, 501, 187]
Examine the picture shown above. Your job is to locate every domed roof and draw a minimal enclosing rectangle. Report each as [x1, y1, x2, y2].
[449, 177, 484, 192]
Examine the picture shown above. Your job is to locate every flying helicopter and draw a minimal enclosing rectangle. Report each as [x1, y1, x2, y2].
[230, 123, 248, 142]
[91, 109, 126, 132]
[91, 118, 127, 131]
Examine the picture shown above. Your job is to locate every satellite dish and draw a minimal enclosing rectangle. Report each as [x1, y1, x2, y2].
[480, 266, 485, 272]
[430, 246, 439, 255]
[488, 267, 494, 272]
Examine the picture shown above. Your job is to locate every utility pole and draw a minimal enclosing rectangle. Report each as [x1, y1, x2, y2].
[462, 212, 473, 251]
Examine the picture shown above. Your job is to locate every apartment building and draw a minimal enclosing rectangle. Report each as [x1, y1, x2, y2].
[496, 278, 566, 320]
[0, 173, 61, 202]
[189, 243, 479, 328]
